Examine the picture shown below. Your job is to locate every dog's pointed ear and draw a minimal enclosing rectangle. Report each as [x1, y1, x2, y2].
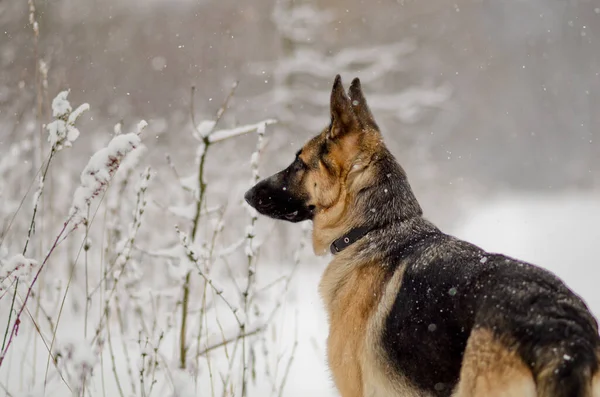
[329, 74, 359, 139]
[349, 77, 378, 130]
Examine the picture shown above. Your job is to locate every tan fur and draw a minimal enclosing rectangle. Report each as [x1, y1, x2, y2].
[309, 137, 355, 252]
[453, 329, 536, 397]
[319, 247, 386, 397]
[307, 88, 422, 396]
[320, 246, 426, 397]
[299, 128, 382, 254]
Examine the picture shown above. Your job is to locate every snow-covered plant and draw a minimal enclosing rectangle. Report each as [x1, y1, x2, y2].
[0, 5, 314, 396]
[244, 121, 267, 259]
[53, 336, 104, 395]
[69, 120, 147, 227]
[0, 74, 306, 397]
[46, 90, 90, 151]
[0, 254, 38, 294]
[0, 115, 147, 369]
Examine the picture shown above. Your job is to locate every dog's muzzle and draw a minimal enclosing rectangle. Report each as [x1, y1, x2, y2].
[244, 179, 313, 223]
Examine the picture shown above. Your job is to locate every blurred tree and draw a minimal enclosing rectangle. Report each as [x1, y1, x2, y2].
[248, 0, 450, 163]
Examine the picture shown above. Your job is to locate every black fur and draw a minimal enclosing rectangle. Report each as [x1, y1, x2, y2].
[356, 151, 600, 396]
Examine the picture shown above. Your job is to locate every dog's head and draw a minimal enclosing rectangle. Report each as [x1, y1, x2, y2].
[245, 75, 384, 229]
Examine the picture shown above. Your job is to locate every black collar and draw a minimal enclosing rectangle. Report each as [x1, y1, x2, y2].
[330, 226, 372, 255]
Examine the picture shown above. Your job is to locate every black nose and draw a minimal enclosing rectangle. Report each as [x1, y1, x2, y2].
[244, 187, 255, 207]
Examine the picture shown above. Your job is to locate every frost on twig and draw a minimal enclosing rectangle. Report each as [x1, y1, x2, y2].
[0, 254, 38, 294]
[69, 121, 147, 227]
[195, 120, 216, 139]
[46, 90, 90, 151]
[208, 119, 277, 144]
[175, 227, 241, 322]
[244, 121, 268, 259]
[110, 166, 151, 288]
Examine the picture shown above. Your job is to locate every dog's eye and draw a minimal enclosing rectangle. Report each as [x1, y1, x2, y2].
[293, 158, 306, 171]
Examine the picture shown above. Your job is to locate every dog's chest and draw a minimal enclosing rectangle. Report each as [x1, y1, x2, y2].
[320, 261, 387, 397]
[327, 316, 364, 397]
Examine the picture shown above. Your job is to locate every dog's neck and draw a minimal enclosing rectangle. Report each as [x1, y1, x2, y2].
[311, 153, 423, 255]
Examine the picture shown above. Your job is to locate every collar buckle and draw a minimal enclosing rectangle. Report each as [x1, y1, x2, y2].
[329, 226, 372, 255]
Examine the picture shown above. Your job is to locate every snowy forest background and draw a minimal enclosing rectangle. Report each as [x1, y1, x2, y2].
[1, 0, 599, 396]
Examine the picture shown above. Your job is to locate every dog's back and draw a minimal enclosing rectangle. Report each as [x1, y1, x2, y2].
[472, 253, 599, 397]
[369, 218, 600, 397]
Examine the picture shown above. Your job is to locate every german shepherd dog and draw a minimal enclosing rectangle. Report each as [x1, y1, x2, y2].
[244, 75, 600, 397]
